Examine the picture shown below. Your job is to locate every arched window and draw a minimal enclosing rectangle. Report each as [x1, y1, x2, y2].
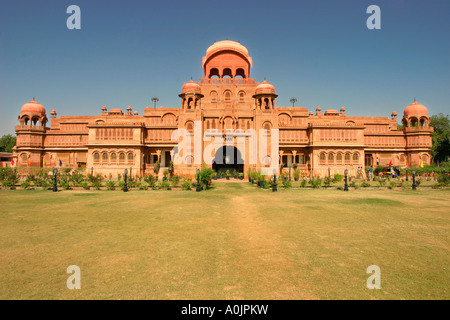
[102, 153, 108, 161]
[93, 153, 100, 162]
[238, 91, 245, 102]
[222, 68, 232, 78]
[119, 153, 125, 161]
[353, 153, 359, 161]
[111, 153, 117, 161]
[328, 153, 334, 162]
[345, 153, 351, 162]
[209, 68, 219, 78]
[337, 153, 343, 162]
[210, 91, 218, 102]
[224, 91, 231, 102]
[128, 153, 134, 161]
[235, 68, 246, 79]
[319, 153, 326, 162]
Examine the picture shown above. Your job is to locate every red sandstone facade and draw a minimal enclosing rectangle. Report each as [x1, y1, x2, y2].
[13, 40, 433, 177]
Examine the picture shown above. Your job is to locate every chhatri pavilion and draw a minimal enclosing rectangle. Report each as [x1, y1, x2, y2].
[12, 40, 433, 177]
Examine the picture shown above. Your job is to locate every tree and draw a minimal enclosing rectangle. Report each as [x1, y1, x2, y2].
[0, 134, 16, 153]
[430, 113, 450, 163]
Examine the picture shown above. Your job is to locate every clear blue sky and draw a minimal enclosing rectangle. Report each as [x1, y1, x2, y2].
[0, 0, 449, 136]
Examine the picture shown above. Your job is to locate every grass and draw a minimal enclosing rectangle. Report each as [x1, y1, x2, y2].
[0, 182, 448, 300]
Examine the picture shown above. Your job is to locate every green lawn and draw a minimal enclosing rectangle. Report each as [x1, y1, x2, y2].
[0, 182, 448, 299]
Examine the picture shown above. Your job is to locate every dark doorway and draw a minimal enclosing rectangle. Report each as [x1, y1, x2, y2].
[365, 154, 373, 167]
[212, 146, 244, 173]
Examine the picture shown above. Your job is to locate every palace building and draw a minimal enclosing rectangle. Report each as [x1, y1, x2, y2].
[13, 40, 433, 177]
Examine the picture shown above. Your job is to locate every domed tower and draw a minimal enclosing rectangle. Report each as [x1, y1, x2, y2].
[202, 40, 253, 79]
[401, 99, 434, 167]
[15, 98, 48, 167]
[179, 79, 203, 109]
[253, 79, 278, 109]
[18, 98, 47, 127]
[402, 98, 430, 127]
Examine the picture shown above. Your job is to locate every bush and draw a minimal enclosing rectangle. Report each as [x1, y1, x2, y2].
[20, 181, 31, 189]
[349, 181, 358, 189]
[262, 181, 271, 189]
[376, 177, 387, 187]
[332, 173, 343, 183]
[361, 181, 371, 188]
[199, 165, 214, 189]
[143, 174, 156, 188]
[170, 175, 180, 187]
[309, 178, 322, 189]
[323, 176, 331, 187]
[388, 181, 397, 189]
[282, 179, 292, 189]
[106, 180, 116, 190]
[80, 181, 90, 190]
[300, 179, 307, 187]
[293, 169, 300, 180]
[182, 180, 192, 190]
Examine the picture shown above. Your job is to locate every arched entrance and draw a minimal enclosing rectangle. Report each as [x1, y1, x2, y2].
[212, 146, 244, 173]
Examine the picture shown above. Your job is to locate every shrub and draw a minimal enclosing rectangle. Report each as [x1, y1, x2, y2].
[349, 181, 358, 189]
[300, 179, 307, 187]
[20, 181, 31, 189]
[106, 180, 116, 190]
[199, 165, 214, 189]
[323, 176, 331, 187]
[282, 179, 292, 189]
[170, 175, 180, 187]
[388, 181, 397, 189]
[293, 169, 300, 180]
[332, 173, 343, 183]
[262, 181, 271, 189]
[80, 181, 90, 190]
[361, 181, 371, 188]
[143, 174, 156, 188]
[182, 180, 192, 190]
[376, 177, 387, 187]
[309, 178, 322, 189]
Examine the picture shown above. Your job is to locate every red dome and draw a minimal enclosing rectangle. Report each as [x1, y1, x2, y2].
[182, 79, 201, 94]
[21, 98, 46, 115]
[404, 100, 428, 116]
[255, 80, 275, 95]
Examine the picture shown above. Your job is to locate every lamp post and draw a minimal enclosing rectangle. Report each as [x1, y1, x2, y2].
[151, 97, 159, 109]
[328, 167, 331, 179]
[412, 170, 416, 190]
[196, 169, 201, 192]
[289, 163, 292, 181]
[53, 167, 58, 192]
[123, 169, 128, 192]
[130, 167, 132, 179]
[344, 169, 349, 191]
[405, 167, 408, 181]
[272, 169, 277, 192]
[290, 98, 297, 108]
[91, 167, 93, 176]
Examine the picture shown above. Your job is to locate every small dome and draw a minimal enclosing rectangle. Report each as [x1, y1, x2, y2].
[340, 107, 346, 112]
[21, 98, 46, 115]
[51, 109, 57, 115]
[404, 99, 428, 116]
[391, 111, 397, 117]
[133, 110, 138, 115]
[182, 79, 201, 94]
[255, 79, 275, 95]
[309, 111, 314, 116]
[127, 106, 132, 110]
[101, 106, 107, 111]
[316, 106, 321, 112]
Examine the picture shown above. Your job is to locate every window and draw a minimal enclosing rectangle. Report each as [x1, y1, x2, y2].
[345, 153, 351, 162]
[93, 153, 100, 162]
[102, 153, 108, 161]
[320, 153, 326, 162]
[119, 153, 125, 161]
[111, 153, 116, 161]
[353, 153, 359, 161]
[128, 153, 134, 161]
[328, 153, 334, 162]
[337, 153, 343, 162]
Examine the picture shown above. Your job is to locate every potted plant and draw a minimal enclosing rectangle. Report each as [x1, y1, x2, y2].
[154, 160, 160, 174]
[225, 169, 231, 180]
[163, 169, 169, 181]
[293, 169, 300, 181]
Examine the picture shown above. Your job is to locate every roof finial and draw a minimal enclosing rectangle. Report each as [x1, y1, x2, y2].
[264, 77, 266, 82]
[226, 37, 228, 40]
[414, 97, 416, 102]
[190, 76, 193, 81]
[33, 96, 35, 101]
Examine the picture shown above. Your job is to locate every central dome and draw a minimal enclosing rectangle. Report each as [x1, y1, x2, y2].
[255, 80, 276, 95]
[182, 79, 201, 94]
[404, 99, 428, 116]
[20, 98, 46, 115]
[206, 40, 249, 57]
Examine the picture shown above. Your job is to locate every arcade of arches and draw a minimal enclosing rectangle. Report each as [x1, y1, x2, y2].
[13, 40, 433, 178]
